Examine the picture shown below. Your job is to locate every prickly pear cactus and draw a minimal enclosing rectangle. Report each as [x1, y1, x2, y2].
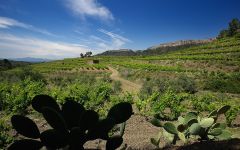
[187, 105, 232, 141]
[9, 94, 133, 150]
[149, 105, 233, 147]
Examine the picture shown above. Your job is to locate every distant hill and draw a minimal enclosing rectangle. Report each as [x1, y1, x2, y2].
[96, 49, 137, 56]
[97, 39, 215, 56]
[10, 57, 52, 63]
[0, 59, 31, 71]
[144, 39, 215, 55]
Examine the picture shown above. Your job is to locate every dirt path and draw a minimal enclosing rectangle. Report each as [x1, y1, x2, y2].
[109, 67, 141, 94]
[108, 67, 159, 149]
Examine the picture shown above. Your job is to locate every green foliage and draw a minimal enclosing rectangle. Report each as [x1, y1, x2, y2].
[150, 105, 233, 148]
[0, 119, 13, 149]
[217, 18, 240, 38]
[18, 66, 45, 82]
[49, 73, 96, 87]
[228, 18, 240, 36]
[86, 81, 113, 109]
[204, 72, 240, 93]
[9, 95, 133, 150]
[0, 59, 12, 70]
[0, 59, 30, 71]
[217, 29, 229, 39]
[0, 78, 45, 113]
[187, 105, 231, 140]
[136, 92, 159, 115]
[153, 90, 186, 120]
[191, 93, 217, 112]
[225, 106, 240, 126]
[114, 62, 186, 72]
[138, 75, 197, 100]
[0, 66, 45, 84]
[170, 75, 197, 94]
[137, 90, 187, 120]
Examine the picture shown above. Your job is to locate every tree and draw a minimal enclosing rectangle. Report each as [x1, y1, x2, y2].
[3, 59, 12, 69]
[228, 18, 240, 36]
[217, 29, 229, 39]
[80, 53, 84, 58]
[217, 18, 240, 39]
[80, 52, 92, 58]
[84, 51, 92, 57]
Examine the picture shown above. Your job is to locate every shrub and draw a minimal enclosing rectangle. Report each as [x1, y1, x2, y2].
[173, 75, 197, 94]
[112, 81, 122, 93]
[153, 90, 186, 120]
[0, 119, 13, 149]
[138, 75, 197, 100]
[86, 82, 113, 110]
[191, 93, 217, 112]
[0, 78, 45, 113]
[18, 66, 45, 82]
[137, 90, 187, 119]
[204, 71, 240, 93]
[226, 106, 240, 126]
[136, 92, 159, 115]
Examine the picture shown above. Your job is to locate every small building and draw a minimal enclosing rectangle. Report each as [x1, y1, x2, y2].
[88, 59, 99, 64]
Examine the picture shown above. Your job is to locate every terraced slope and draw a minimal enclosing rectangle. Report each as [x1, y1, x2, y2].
[106, 37, 240, 73]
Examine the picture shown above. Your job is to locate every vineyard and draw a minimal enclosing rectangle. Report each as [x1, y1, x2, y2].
[0, 36, 240, 149]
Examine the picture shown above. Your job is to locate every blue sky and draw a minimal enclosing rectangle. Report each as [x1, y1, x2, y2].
[0, 0, 240, 59]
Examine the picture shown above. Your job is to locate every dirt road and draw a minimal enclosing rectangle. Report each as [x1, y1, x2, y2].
[107, 67, 159, 149]
[109, 67, 141, 94]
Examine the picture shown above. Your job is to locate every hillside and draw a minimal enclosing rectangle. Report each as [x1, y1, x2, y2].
[31, 37, 240, 75]
[0, 59, 31, 71]
[31, 37, 240, 94]
[97, 49, 136, 56]
[143, 39, 214, 55]
[1, 36, 240, 149]
[97, 39, 214, 56]
[28, 36, 240, 148]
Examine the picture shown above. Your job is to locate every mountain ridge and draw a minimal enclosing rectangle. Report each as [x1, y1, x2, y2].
[9, 57, 52, 63]
[97, 39, 215, 56]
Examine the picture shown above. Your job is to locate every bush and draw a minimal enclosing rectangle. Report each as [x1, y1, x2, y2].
[172, 75, 197, 94]
[0, 119, 13, 148]
[112, 81, 122, 93]
[226, 106, 240, 126]
[191, 93, 217, 112]
[204, 72, 240, 93]
[18, 66, 45, 82]
[138, 75, 197, 100]
[153, 90, 186, 120]
[0, 78, 45, 113]
[136, 92, 159, 115]
[137, 90, 187, 120]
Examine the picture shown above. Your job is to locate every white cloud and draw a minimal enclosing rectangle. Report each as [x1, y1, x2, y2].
[0, 33, 89, 59]
[94, 29, 131, 50]
[0, 16, 55, 36]
[65, 0, 114, 21]
[98, 29, 131, 43]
